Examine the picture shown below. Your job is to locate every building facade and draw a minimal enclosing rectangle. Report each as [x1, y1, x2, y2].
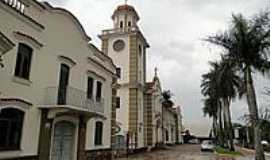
[0, 1, 117, 160]
[144, 71, 183, 148]
[99, 4, 150, 150]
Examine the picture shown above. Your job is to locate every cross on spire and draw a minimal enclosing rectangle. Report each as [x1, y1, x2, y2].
[154, 67, 158, 77]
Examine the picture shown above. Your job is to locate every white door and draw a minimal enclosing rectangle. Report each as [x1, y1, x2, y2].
[51, 121, 75, 160]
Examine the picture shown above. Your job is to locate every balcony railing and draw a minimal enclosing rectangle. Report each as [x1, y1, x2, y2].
[1, 0, 26, 13]
[101, 26, 138, 35]
[44, 86, 104, 115]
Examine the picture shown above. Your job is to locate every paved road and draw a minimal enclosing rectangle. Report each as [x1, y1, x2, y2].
[118, 144, 216, 160]
[117, 144, 270, 160]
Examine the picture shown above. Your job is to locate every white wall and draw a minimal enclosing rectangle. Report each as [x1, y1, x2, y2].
[0, 2, 114, 158]
[108, 35, 130, 84]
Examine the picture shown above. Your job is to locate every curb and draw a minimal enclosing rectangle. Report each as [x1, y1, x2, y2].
[239, 147, 270, 157]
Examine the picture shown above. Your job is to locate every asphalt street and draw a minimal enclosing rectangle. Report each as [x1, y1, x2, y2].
[117, 144, 270, 160]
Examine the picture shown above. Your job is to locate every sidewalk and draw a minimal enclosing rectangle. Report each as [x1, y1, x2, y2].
[237, 146, 270, 158]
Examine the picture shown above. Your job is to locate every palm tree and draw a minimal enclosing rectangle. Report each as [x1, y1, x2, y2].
[203, 97, 219, 142]
[217, 56, 243, 151]
[201, 61, 224, 146]
[206, 12, 270, 160]
[201, 57, 243, 151]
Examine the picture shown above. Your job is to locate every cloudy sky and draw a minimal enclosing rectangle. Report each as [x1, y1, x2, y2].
[45, 0, 270, 136]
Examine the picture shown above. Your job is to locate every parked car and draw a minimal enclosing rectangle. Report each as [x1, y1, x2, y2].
[188, 138, 199, 144]
[261, 140, 269, 146]
[201, 140, 214, 152]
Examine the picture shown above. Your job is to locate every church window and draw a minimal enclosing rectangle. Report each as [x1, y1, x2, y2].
[138, 45, 142, 56]
[116, 97, 120, 109]
[120, 21, 123, 28]
[128, 21, 131, 27]
[116, 67, 121, 78]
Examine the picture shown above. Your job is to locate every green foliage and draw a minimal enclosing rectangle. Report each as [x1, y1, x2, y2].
[215, 146, 242, 156]
[162, 90, 174, 108]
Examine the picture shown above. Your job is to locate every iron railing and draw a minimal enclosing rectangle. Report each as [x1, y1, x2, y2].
[1, 0, 26, 13]
[101, 26, 138, 35]
[44, 86, 104, 114]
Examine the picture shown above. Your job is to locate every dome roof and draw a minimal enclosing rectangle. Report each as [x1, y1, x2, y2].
[112, 4, 140, 20]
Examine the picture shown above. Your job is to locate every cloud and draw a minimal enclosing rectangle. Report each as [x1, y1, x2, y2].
[43, 0, 270, 136]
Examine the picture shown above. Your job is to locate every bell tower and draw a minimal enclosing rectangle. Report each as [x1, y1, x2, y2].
[99, 3, 150, 149]
[111, 3, 139, 29]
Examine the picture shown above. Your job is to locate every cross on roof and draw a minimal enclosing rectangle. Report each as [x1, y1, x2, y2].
[154, 67, 158, 77]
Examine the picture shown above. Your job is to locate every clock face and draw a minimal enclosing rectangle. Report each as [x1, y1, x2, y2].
[113, 40, 125, 52]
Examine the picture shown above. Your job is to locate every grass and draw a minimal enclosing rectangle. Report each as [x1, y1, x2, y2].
[215, 146, 243, 156]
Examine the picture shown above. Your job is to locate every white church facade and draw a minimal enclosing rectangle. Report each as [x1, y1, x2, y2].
[99, 4, 150, 150]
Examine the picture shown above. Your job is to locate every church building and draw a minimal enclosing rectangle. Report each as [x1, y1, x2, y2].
[99, 3, 150, 150]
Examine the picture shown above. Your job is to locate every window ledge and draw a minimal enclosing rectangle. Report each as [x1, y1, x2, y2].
[12, 76, 32, 86]
[94, 144, 103, 147]
[0, 148, 21, 152]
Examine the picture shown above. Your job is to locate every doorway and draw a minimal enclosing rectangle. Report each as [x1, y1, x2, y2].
[51, 121, 75, 160]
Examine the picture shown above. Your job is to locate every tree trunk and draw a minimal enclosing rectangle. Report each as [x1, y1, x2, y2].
[245, 68, 265, 160]
[222, 99, 229, 148]
[217, 101, 224, 146]
[223, 97, 235, 151]
[213, 115, 218, 143]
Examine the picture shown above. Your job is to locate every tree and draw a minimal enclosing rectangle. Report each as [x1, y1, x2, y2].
[206, 11, 270, 160]
[201, 57, 242, 151]
[201, 61, 224, 146]
[203, 97, 219, 142]
[218, 56, 243, 151]
[162, 90, 174, 108]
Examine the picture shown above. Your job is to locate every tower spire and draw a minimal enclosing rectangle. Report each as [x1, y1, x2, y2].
[125, 0, 128, 5]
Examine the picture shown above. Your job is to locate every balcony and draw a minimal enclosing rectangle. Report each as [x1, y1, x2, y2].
[42, 86, 104, 116]
[101, 26, 138, 35]
[1, 0, 26, 13]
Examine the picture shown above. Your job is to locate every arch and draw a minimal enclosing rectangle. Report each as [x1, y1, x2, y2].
[0, 98, 32, 111]
[13, 31, 43, 48]
[58, 55, 76, 68]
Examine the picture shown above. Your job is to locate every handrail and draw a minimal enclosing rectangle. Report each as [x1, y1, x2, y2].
[1, 0, 26, 13]
[44, 86, 105, 114]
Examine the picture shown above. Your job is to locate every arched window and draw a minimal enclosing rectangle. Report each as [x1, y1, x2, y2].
[138, 45, 142, 56]
[120, 21, 123, 28]
[0, 108, 24, 150]
[128, 21, 132, 27]
[94, 121, 103, 145]
[165, 130, 169, 141]
[14, 43, 33, 80]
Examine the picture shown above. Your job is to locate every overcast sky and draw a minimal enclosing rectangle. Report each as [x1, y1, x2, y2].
[45, 0, 270, 136]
